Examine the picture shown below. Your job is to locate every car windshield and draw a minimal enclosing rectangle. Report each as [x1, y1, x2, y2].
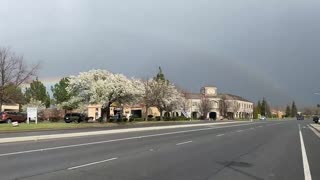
[1, 1, 319, 180]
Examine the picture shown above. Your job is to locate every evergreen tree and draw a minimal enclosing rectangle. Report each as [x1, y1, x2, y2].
[260, 98, 271, 117]
[257, 101, 262, 115]
[154, 66, 168, 83]
[291, 101, 298, 117]
[261, 98, 267, 116]
[25, 78, 51, 108]
[253, 105, 259, 119]
[285, 105, 291, 117]
[51, 77, 72, 105]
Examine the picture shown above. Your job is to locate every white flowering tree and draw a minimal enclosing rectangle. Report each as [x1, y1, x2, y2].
[22, 98, 46, 112]
[144, 67, 184, 120]
[67, 69, 144, 120]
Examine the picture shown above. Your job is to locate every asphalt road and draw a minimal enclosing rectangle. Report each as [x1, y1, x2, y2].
[0, 120, 319, 180]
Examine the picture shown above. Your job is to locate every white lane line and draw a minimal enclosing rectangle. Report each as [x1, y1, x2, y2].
[217, 134, 225, 137]
[236, 130, 244, 132]
[0, 123, 263, 158]
[299, 124, 312, 180]
[176, 141, 193, 146]
[267, 122, 287, 126]
[249, 128, 255, 130]
[308, 125, 320, 138]
[68, 157, 118, 170]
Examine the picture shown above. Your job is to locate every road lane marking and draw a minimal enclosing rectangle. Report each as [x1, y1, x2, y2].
[176, 141, 193, 146]
[0, 123, 267, 157]
[249, 128, 255, 130]
[308, 125, 320, 138]
[267, 122, 287, 126]
[217, 134, 225, 137]
[236, 130, 244, 132]
[299, 124, 312, 180]
[68, 157, 118, 170]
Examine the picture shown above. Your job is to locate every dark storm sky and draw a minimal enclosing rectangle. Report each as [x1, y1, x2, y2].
[1, 0, 320, 106]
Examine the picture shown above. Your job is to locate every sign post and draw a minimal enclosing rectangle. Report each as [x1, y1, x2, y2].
[27, 107, 38, 124]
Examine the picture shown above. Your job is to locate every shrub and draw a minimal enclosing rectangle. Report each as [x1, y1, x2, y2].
[134, 118, 145, 121]
[129, 116, 135, 122]
[49, 117, 61, 122]
[175, 116, 190, 121]
[164, 117, 172, 121]
[96, 117, 104, 123]
[108, 116, 116, 122]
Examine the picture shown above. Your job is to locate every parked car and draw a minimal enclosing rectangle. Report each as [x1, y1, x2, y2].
[64, 113, 88, 123]
[313, 116, 319, 123]
[0, 112, 27, 123]
[259, 116, 267, 120]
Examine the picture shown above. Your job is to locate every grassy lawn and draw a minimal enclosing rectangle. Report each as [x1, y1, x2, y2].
[0, 120, 203, 132]
[0, 122, 109, 132]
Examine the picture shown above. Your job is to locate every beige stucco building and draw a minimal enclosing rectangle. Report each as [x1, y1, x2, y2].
[183, 86, 253, 120]
[1, 103, 19, 112]
[87, 86, 253, 120]
[87, 103, 160, 120]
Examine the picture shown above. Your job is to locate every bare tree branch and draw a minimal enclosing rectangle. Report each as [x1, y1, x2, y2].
[198, 96, 211, 120]
[0, 47, 40, 111]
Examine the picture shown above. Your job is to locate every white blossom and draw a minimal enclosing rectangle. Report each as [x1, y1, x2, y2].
[22, 98, 46, 112]
[67, 69, 144, 108]
[145, 79, 185, 113]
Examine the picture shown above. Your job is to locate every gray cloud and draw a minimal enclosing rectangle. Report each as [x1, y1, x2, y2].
[1, 0, 320, 107]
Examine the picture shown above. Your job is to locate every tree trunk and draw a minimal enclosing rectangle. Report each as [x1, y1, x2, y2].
[101, 102, 112, 122]
[160, 109, 163, 121]
[0, 93, 3, 112]
[145, 105, 149, 121]
[0, 100, 2, 112]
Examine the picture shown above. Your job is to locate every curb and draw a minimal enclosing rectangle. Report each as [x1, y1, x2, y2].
[0, 121, 246, 144]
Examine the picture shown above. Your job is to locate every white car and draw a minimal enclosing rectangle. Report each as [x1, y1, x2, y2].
[259, 116, 267, 120]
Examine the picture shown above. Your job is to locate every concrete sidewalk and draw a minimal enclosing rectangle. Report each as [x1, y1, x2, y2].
[0, 121, 247, 144]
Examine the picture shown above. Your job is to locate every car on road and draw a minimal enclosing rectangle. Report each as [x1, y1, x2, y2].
[64, 113, 88, 123]
[296, 114, 304, 120]
[259, 116, 267, 120]
[0, 112, 27, 123]
[313, 116, 319, 123]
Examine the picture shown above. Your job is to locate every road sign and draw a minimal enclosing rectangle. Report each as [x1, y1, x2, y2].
[27, 107, 38, 124]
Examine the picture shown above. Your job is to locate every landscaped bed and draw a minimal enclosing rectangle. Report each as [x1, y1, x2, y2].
[0, 120, 203, 132]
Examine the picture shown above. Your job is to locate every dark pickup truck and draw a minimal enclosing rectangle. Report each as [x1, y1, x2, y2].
[313, 116, 319, 123]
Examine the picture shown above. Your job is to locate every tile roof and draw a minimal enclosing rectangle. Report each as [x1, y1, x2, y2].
[218, 94, 252, 103]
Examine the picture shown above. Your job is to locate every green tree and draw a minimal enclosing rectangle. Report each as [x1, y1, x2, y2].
[154, 66, 166, 82]
[253, 105, 259, 119]
[260, 98, 271, 117]
[2, 83, 26, 111]
[257, 101, 262, 115]
[25, 78, 50, 108]
[51, 78, 72, 105]
[291, 101, 298, 117]
[285, 105, 291, 117]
